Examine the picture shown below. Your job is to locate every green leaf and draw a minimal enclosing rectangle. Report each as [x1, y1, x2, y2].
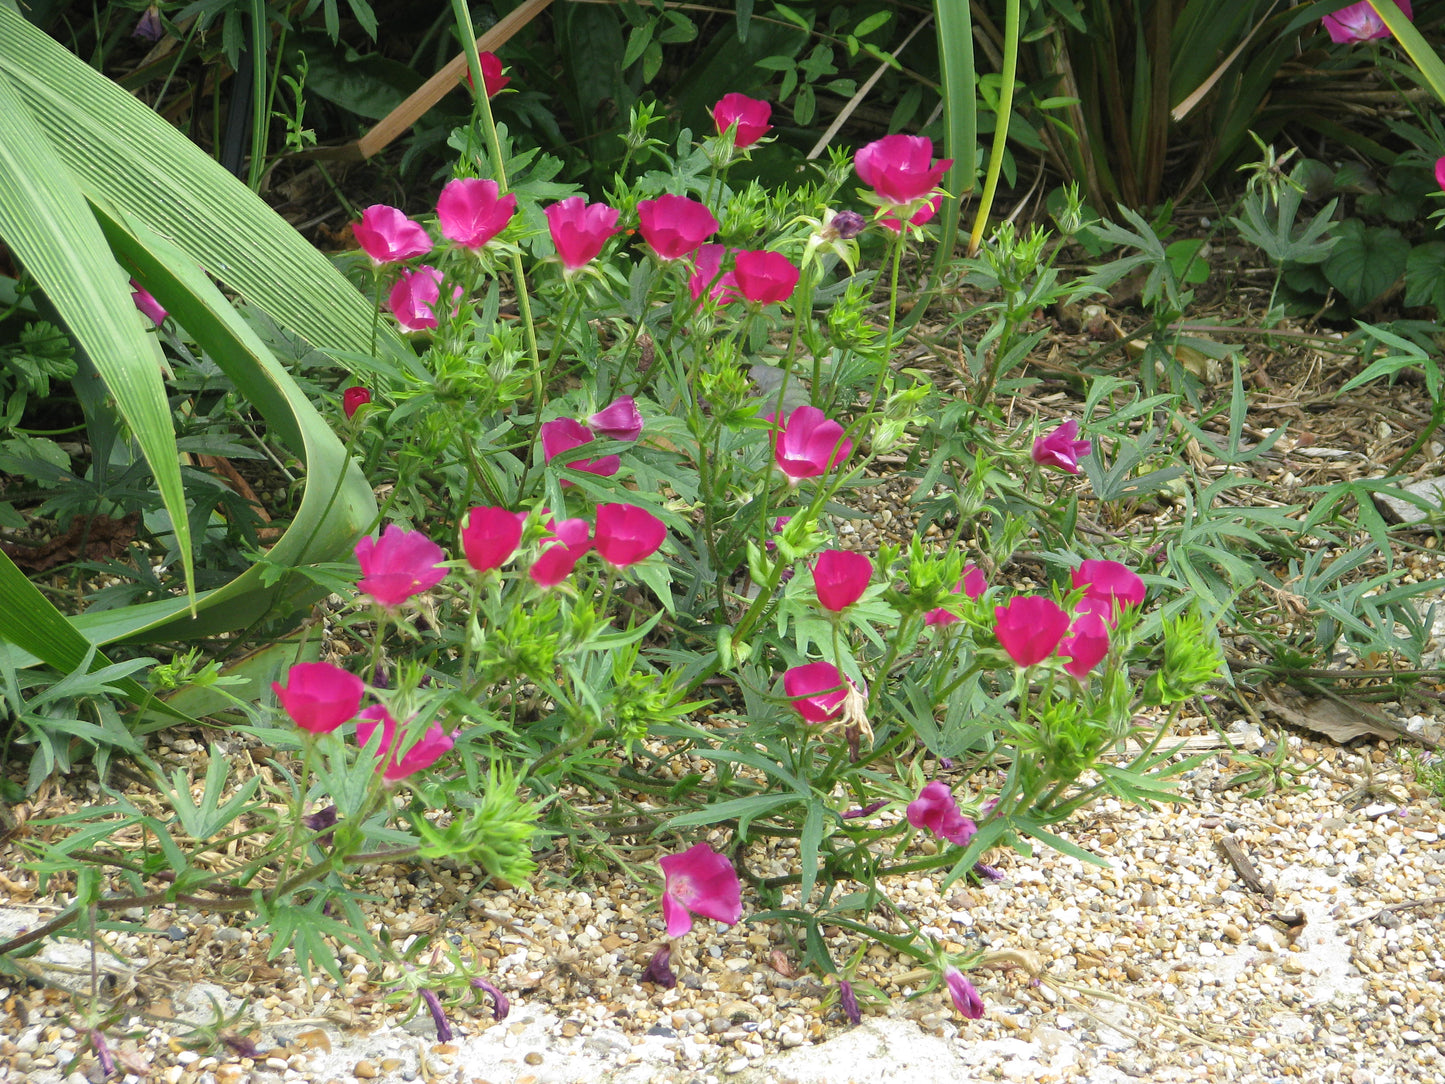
[1323, 220, 1408, 309]
[1405, 242, 1445, 313]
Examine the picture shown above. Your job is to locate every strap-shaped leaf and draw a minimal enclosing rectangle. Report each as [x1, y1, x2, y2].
[0, 71, 194, 602]
[0, 5, 411, 371]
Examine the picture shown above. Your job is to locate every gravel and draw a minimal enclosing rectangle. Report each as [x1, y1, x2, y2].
[3, 729, 1443, 1084]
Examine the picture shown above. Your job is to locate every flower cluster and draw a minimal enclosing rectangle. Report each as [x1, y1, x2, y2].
[541, 395, 644, 483]
[992, 560, 1145, 677]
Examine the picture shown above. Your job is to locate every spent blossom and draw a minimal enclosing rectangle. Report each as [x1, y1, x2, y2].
[659, 843, 742, 937]
[944, 967, 986, 1019]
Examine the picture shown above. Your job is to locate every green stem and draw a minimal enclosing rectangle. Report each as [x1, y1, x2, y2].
[966, 0, 1019, 256]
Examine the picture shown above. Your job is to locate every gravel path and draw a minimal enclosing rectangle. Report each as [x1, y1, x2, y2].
[3, 723, 1443, 1084]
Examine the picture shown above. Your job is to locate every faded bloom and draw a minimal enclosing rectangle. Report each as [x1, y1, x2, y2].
[659, 843, 742, 937]
[437, 177, 517, 250]
[783, 661, 848, 723]
[470, 977, 510, 1020]
[944, 967, 986, 1019]
[272, 662, 364, 735]
[838, 980, 862, 1025]
[812, 549, 872, 612]
[906, 781, 977, 847]
[770, 405, 852, 482]
[460, 506, 525, 573]
[342, 386, 371, 419]
[830, 209, 867, 239]
[356, 705, 454, 781]
[353, 205, 432, 264]
[133, 5, 164, 41]
[733, 250, 800, 305]
[712, 93, 772, 149]
[637, 195, 719, 261]
[546, 197, 621, 271]
[588, 396, 643, 441]
[854, 134, 952, 209]
[1436, 156, 1445, 192]
[419, 989, 453, 1042]
[642, 945, 677, 988]
[355, 524, 448, 607]
[1322, 0, 1410, 43]
[1031, 419, 1092, 474]
[993, 595, 1071, 667]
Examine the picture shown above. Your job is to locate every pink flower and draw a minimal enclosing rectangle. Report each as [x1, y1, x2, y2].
[944, 967, 985, 1019]
[1031, 419, 1092, 474]
[712, 93, 772, 149]
[637, 195, 719, 261]
[130, 280, 166, 326]
[460, 506, 525, 573]
[882, 194, 943, 233]
[853, 134, 953, 209]
[783, 662, 848, 723]
[1322, 0, 1409, 44]
[353, 205, 432, 264]
[688, 244, 739, 305]
[463, 51, 510, 97]
[1072, 559, 1145, 626]
[1060, 610, 1110, 679]
[923, 564, 987, 626]
[733, 250, 800, 304]
[388, 266, 456, 332]
[529, 517, 591, 586]
[356, 705, 454, 782]
[659, 843, 742, 937]
[588, 396, 643, 441]
[342, 386, 371, 419]
[546, 197, 621, 271]
[770, 405, 852, 482]
[355, 524, 448, 607]
[272, 662, 364, 735]
[1434, 155, 1445, 192]
[594, 504, 666, 567]
[813, 550, 872, 612]
[541, 418, 620, 483]
[994, 595, 1071, 667]
[437, 178, 516, 250]
[906, 781, 977, 846]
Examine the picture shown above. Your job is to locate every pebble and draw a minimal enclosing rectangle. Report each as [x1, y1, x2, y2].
[353, 1059, 379, 1078]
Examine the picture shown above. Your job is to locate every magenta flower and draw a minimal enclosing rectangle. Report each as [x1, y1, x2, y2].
[588, 396, 643, 441]
[541, 417, 621, 483]
[659, 843, 742, 937]
[882, 194, 943, 233]
[712, 93, 772, 149]
[546, 197, 621, 272]
[595, 504, 666, 567]
[388, 265, 457, 332]
[783, 661, 848, 723]
[1060, 610, 1110, 679]
[437, 177, 516, 250]
[1322, 0, 1409, 43]
[529, 517, 591, 587]
[1072, 559, 1146, 626]
[854, 134, 953, 209]
[1436, 157, 1445, 192]
[906, 781, 977, 847]
[130, 280, 166, 326]
[637, 195, 719, 261]
[944, 967, 985, 1019]
[812, 550, 872, 612]
[688, 244, 739, 305]
[463, 51, 510, 97]
[355, 524, 448, 607]
[770, 405, 852, 482]
[993, 595, 1071, 667]
[272, 662, 364, 735]
[924, 563, 987, 626]
[353, 205, 432, 264]
[342, 386, 371, 419]
[733, 250, 800, 305]
[460, 506, 525, 573]
[1031, 419, 1092, 474]
[838, 980, 862, 1025]
[356, 705, 454, 782]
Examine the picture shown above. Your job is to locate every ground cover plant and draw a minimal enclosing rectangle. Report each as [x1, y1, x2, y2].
[3, 0, 1445, 1068]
